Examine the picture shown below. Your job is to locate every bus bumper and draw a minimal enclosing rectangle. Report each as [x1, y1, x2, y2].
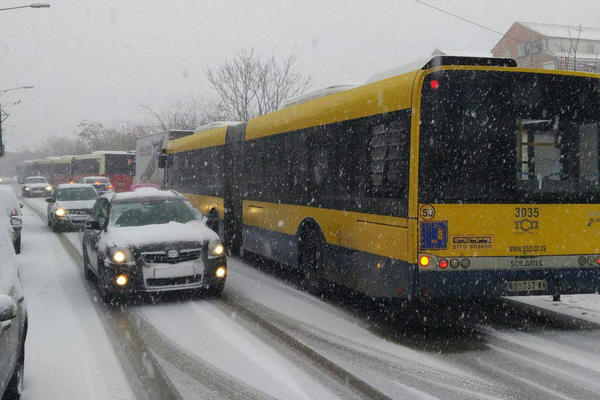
[417, 267, 600, 298]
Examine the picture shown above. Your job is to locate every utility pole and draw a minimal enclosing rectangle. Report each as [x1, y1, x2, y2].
[0, 104, 7, 156]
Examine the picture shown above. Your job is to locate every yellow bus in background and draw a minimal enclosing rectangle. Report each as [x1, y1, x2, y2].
[164, 55, 600, 299]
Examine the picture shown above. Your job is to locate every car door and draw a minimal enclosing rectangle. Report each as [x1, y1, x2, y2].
[47, 190, 57, 221]
[0, 264, 22, 393]
[84, 199, 107, 273]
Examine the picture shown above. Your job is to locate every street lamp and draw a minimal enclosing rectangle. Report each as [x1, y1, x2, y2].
[0, 86, 34, 156]
[0, 3, 50, 11]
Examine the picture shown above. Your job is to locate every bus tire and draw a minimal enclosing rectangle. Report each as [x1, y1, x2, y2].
[299, 227, 325, 296]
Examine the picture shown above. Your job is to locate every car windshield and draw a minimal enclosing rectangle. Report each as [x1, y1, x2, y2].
[56, 187, 98, 201]
[86, 178, 108, 184]
[110, 199, 199, 227]
[25, 177, 47, 184]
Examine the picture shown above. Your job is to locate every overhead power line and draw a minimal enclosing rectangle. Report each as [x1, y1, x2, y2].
[413, 0, 519, 43]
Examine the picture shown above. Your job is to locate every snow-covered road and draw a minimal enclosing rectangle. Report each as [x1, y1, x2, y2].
[15, 195, 600, 400]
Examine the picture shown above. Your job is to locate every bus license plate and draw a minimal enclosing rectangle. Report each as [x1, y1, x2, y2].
[507, 279, 547, 292]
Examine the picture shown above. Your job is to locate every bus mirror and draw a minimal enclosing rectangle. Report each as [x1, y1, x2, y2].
[158, 153, 166, 169]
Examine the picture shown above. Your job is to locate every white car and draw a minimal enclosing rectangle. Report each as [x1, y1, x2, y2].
[46, 184, 98, 232]
[21, 176, 52, 198]
[0, 186, 23, 254]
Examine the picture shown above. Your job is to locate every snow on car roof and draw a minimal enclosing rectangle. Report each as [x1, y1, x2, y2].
[112, 188, 181, 202]
[57, 183, 96, 189]
[83, 176, 109, 181]
[25, 176, 47, 180]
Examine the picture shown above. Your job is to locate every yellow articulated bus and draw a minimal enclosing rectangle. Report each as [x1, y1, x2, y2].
[164, 55, 600, 299]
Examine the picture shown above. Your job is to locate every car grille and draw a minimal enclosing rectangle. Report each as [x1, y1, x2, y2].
[67, 209, 91, 216]
[146, 275, 201, 287]
[142, 248, 201, 264]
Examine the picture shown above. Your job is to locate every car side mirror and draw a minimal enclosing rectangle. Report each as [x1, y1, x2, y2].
[46, 198, 53, 203]
[10, 216, 22, 228]
[0, 294, 17, 324]
[85, 220, 101, 230]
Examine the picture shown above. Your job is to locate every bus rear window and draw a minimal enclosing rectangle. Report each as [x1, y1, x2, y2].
[419, 70, 600, 203]
[106, 154, 135, 175]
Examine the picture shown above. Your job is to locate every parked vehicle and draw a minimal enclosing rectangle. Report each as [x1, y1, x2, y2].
[46, 184, 98, 232]
[21, 176, 52, 198]
[79, 176, 113, 195]
[0, 187, 23, 254]
[82, 189, 226, 302]
[0, 205, 27, 399]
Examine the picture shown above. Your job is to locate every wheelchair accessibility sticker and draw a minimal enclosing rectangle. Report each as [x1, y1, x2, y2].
[420, 221, 448, 250]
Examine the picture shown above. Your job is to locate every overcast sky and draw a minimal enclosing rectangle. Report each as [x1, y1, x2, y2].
[2, 0, 600, 151]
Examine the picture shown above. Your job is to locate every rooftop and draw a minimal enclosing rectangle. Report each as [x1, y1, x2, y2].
[519, 22, 600, 41]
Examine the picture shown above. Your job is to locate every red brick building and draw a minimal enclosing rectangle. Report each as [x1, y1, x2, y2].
[492, 22, 600, 72]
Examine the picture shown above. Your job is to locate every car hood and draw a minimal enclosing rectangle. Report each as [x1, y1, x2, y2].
[99, 220, 218, 250]
[24, 183, 49, 188]
[55, 200, 96, 210]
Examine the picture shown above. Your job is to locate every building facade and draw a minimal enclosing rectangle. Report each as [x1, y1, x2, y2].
[492, 22, 600, 72]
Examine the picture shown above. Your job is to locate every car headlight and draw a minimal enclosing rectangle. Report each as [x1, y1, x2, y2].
[45, 185, 53, 191]
[55, 208, 66, 217]
[24, 187, 30, 191]
[110, 247, 133, 264]
[208, 239, 225, 258]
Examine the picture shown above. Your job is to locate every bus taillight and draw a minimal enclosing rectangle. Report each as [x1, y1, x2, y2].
[419, 255, 431, 267]
[430, 79, 440, 89]
[439, 259, 448, 269]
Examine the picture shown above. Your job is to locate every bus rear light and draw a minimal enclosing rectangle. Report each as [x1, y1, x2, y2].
[422, 288, 430, 296]
[108, 184, 113, 189]
[418, 255, 431, 267]
[596, 256, 600, 265]
[430, 79, 440, 89]
[450, 259, 460, 268]
[460, 259, 470, 268]
[439, 259, 448, 269]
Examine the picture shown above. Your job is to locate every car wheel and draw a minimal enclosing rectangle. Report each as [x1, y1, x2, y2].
[299, 228, 326, 296]
[97, 261, 114, 304]
[3, 341, 25, 399]
[82, 249, 94, 281]
[207, 282, 225, 297]
[51, 218, 61, 233]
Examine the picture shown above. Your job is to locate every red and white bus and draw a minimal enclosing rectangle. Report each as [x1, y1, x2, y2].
[71, 151, 135, 192]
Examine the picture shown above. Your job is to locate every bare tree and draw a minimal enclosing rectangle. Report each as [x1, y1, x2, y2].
[140, 96, 227, 132]
[206, 49, 311, 121]
[548, 24, 600, 72]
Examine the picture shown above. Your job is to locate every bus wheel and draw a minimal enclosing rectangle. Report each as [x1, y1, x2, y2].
[299, 228, 325, 296]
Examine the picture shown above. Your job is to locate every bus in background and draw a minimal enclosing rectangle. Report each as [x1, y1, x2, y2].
[35, 156, 73, 187]
[16, 161, 35, 184]
[165, 122, 240, 236]
[71, 151, 135, 192]
[134, 55, 600, 301]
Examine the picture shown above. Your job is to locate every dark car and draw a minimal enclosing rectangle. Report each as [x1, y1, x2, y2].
[0, 187, 23, 254]
[82, 189, 227, 302]
[79, 176, 113, 195]
[0, 212, 27, 399]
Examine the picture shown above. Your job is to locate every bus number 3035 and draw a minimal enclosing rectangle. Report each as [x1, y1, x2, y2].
[515, 207, 539, 218]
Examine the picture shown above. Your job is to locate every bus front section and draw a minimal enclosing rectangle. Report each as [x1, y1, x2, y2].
[417, 67, 600, 298]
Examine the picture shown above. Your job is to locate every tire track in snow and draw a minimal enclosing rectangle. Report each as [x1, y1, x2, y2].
[24, 199, 182, 400]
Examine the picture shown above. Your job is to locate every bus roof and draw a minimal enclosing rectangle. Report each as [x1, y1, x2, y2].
[167, 124, 236, 154]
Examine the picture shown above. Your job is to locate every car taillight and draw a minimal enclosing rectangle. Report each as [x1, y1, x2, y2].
[108, 184, 113, 189]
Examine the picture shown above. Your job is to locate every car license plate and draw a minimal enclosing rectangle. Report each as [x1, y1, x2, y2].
[507, 279, 547, 292]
